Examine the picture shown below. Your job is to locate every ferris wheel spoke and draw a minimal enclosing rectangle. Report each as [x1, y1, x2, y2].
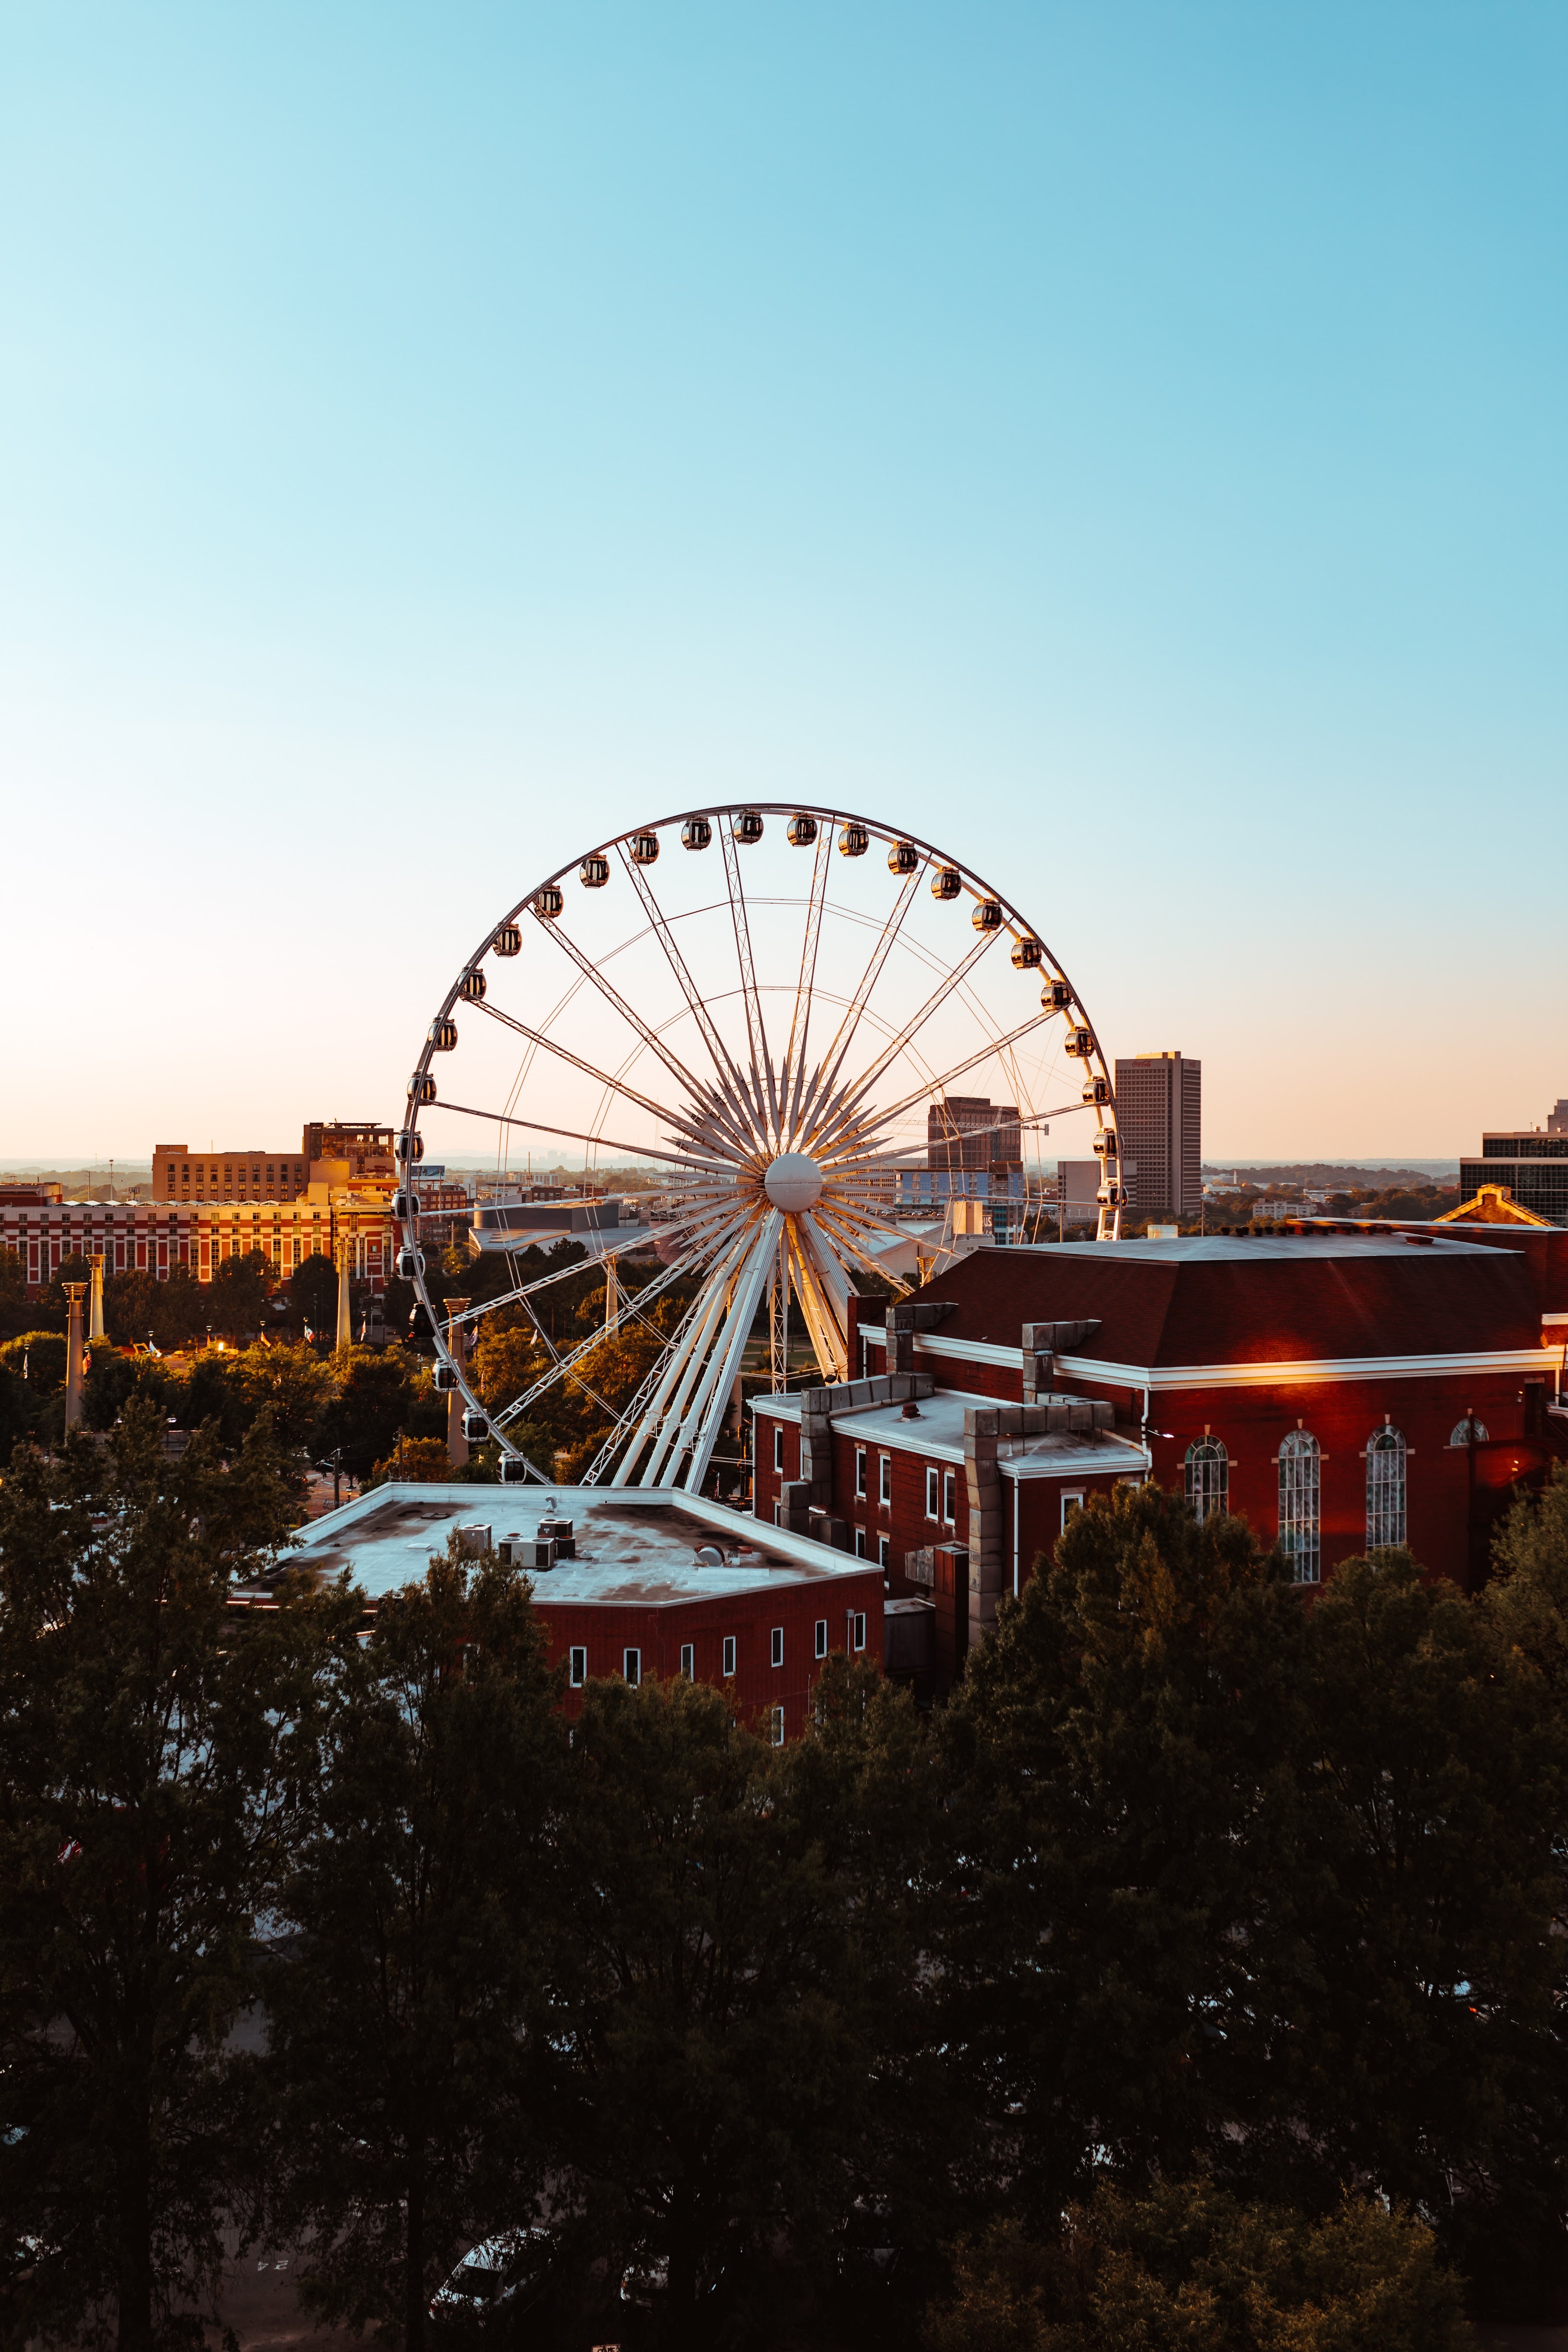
[489, 1226, 734, 1433]
[432, 1095, 756, 1173]
[796, 930, 1001, 1151]
[531, 907, 753, 1150]
[788, 1220, 849, 1381]
[622, 1223, 759, 1486]
[813, 1006, 1053, 1165]
[471, 997, 715, 1143]
[782, 825, 832, 1143]
[617, 843, 760, 1128]
[717, 821, 776, 1138]
[802, 863, 922, 1128]
[679, 1213, 780, 1494]
[807, 1200, 915, 1298]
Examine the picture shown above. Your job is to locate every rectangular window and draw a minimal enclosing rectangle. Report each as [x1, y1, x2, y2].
[814, 1617, 828, 1660]
[680, 1643, 694, 1679]
[853, 1527, 867, 1559]
[942, 1471, 956, 1525]
[851, 1612, 866, 1652]
[773, 1424, 784, 1472]
[925, 1466, 939, 1520]
[854, 1447, 866, 1499]
[722, 1635, 736, 1678]
[878, 1534, 890, 1570]
[770, 1626, 784, 1668]
[878, 1454, 892, 1507]
[623, 1648, 641, 1687]
[1061, 1490, 1084, 1532]
[770, 1705, 785, 1747]
[569, 1646, 586, 1686]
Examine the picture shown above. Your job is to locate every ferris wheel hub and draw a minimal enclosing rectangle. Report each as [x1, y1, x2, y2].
[763, 1152, 824, 1213]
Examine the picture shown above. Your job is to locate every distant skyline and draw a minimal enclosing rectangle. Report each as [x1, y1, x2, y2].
[2, 4, 1563, 1161]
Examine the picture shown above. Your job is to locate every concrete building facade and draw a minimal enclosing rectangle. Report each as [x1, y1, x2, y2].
[1114, 1052, 1202, 1221]
[1461, 1097, 1568, 1227]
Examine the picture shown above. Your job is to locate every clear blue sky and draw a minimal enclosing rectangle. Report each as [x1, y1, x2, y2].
[2, 2, 1562, 1162]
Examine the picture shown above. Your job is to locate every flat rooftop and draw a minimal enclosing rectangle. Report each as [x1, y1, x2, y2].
[999, 1231, 1508, 1263]
[754, 1385, 1150, 1478]
[279, 1481, 870, 1607]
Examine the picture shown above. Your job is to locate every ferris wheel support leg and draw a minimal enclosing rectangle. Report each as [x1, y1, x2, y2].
[681, 1216, 780, 1497]
[636, 1230, 757, 1487]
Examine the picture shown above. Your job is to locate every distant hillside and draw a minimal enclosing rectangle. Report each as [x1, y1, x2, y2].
[1203, 1164, 1457, 1190]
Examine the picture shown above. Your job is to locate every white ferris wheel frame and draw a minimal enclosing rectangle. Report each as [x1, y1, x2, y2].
[396, 803, 1122, 1493]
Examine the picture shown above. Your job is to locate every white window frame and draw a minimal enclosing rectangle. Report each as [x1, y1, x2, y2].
[877, 1534, 890, 1570]
[854, 1446, 867, 1500]
[878, 1453, 892, 1508]
[814, 1617, 828, 1660]
[851, 1611, 866, 1652]
[942, 1470, 956, 1525]
[1278, 1428, 1321, 1585]
[1061, 1490, 1084, 1532]
[924, 1465, 939, 1520]
[623, 1648, 641, 1687]
[770, 1625, 784, 1669]
[722, 1634, 737, 1678]
[568, 1646, 586, 1687]
[1366, 1424, 1407, 1550]
[773, 1424, 784, 1473]
[1183, 1436, 1229, 1524]
[770, 1705, 785, 1747]
[853, 1527, 867, 1559]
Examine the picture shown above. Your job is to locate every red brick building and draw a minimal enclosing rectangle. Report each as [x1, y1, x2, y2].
[281, 1482, 884, 1743]
[752, 1227, 1568, 1683]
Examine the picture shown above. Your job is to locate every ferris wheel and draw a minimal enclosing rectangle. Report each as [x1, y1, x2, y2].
[394, 805, 1121, 1491]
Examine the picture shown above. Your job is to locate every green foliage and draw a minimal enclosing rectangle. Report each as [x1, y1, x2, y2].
[287, 1250, 340, 1336]
[0, 1331, 67, 1393]
[262, 1539, 562, 2352]
[0, 1247, 28, 1340]
[103, 1265, 209, 1350]
[207, 1249, 276, 1338]
[544, 1670, 900, 2338]
[1486, 1462, 1568, 1691]
[0, 1404, 321, 2352]
[936, 1488, 1568, 2306]
[922, 2183, 1472, 2352]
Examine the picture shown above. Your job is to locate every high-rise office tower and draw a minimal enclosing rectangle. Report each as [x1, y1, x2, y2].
[1113, 1052, 1202, 1220]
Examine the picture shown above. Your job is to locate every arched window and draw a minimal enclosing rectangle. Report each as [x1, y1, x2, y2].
[1365, 1423, 1407, 1549]
[1184, 1437, 1229, 1524]
[1449, 1415, 1489, 1446]
[1278, 1428, 1321, 1585]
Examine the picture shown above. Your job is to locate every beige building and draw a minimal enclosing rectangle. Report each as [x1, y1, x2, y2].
[154, 1122, 397, 1206]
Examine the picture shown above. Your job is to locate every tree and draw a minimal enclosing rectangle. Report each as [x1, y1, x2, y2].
[1486, 1462, 1568, 1692]
[935, 1484, 1309, 2217]
[0, 1246, 28, 1340]
[1289, 1552, 1568, 2309]
[103, 1268, 207, 1352]
[288, 1251, 339, 1340]
[367, 1434, 452, 1484]
[0, 1405, 315, 2352]
[207, 1250, 274, 1340]
[316, 1344, 436, 1480]
[262, 1539, 562, 2352]
[920, 2182, 1471, 2352]
[934, 1490, 1568, 2310]
[545, 1672, 894, 2344]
